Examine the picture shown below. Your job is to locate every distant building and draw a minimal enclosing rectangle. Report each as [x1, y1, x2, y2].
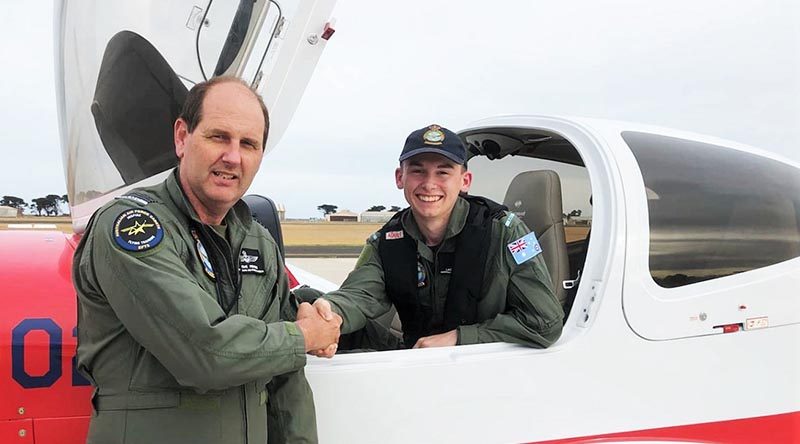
[565, 216, 592, 227]
[0, 206, 18, 217]
[359, 211, 397, 223]
[326, 209, 358, 222]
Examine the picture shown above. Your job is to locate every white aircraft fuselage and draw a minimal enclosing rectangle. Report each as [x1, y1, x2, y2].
[0, 1, 796, 443]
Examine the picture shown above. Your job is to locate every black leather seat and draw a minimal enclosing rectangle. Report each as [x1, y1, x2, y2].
[502, 170, 570, 309]
[91, 31, 188, 185]
[242, 194, 285, 261]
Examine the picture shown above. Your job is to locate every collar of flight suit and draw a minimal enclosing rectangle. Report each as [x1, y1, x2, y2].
[164, 167, 254, 231]
[399, 196, 469, 261]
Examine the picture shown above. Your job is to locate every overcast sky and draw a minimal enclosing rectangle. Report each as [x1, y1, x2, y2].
[1, 1, 798, 218]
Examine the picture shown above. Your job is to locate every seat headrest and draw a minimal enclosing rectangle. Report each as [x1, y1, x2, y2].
[242, 194, 285, 261]
[92, 31, 188, 185]
[503, 170, 563, 233]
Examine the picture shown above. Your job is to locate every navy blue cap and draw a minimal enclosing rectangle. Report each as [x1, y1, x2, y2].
[399, 124, 466, 164]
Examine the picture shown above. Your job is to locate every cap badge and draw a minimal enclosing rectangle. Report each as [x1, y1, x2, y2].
[422, 125, 445, 145]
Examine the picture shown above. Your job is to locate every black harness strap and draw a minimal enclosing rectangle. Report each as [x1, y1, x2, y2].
[378, 214, 423, 346]
[443, 197, 494, 330]
[378, 196, 506, 346]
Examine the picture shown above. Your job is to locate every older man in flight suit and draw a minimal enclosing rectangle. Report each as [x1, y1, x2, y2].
[315, 124, 563, 350]
[73, 76, 340, 444]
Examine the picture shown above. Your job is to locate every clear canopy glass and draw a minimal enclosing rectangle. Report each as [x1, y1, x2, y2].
[54, 0, 331, 231]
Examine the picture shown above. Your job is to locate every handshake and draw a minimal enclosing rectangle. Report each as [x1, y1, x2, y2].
[294, 298, 342, 358]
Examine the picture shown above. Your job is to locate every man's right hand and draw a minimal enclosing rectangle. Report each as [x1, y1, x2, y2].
[295, 302, 341, 354]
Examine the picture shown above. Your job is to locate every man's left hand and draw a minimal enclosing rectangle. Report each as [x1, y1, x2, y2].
[311, 298, 335, 321]
[413, 329, 457, 348]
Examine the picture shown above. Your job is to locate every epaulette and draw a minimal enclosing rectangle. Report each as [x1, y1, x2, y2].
[116, 192, 156, 206]
[503, 212, 517, 227]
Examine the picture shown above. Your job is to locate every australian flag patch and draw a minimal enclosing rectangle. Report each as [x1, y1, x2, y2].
[239, 248, 266, 274]
[507, 231, 542, 265]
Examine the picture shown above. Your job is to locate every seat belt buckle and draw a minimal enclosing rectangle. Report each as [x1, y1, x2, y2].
[562, 270, 582, 290]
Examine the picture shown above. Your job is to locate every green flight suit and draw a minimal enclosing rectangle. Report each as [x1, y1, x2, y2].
[73, 170, 317, 444]
[325, 197, 564, 348]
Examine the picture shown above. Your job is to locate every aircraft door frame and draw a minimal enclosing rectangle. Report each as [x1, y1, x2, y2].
[195, 0, 284, 84]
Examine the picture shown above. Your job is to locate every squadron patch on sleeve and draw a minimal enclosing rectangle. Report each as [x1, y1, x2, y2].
[239, 248, 265, 274]
[113, 209, 164, 252]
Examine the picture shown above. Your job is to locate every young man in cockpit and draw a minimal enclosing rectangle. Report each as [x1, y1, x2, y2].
[314, 124, 563, 350]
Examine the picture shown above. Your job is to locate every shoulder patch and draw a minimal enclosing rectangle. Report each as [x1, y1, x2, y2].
[113, 208, 164, 252]
[507, 231, 542, 265]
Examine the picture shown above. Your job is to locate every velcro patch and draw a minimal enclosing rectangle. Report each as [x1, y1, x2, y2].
[385, 230, 404, 240]
[113, 209, 164, 252]
[417, 261, 427, 288]
[507, 231, 542, 265]
[191, 230, 215, 280]
[239, 248, 265, 274]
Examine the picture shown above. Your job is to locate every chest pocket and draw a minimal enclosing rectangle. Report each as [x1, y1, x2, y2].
[238, 245, 278, 319]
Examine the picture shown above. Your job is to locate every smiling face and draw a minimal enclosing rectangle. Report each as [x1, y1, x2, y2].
[174, 81, 265, 225]
[395, 153, 472, 227]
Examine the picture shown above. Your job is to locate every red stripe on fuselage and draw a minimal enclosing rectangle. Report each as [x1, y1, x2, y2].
[534, 411, 799, 444]
[285, 266, 299, 289]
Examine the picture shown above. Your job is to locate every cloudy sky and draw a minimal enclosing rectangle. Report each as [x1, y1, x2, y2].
[1, 0, 798, 218]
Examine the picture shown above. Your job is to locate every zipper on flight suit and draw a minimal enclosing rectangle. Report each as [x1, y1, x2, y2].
[194, 223, 249, 442]
[429, 241, 452, 332]
[241, 385, 249, 444]
[429, 250, 438, 324]
[420, 242, 441, 334]
[195, 223, 242, 315]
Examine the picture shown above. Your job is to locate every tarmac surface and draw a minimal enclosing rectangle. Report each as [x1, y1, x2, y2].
[285, 245, 362, 257]
[287, 257, 358, 286]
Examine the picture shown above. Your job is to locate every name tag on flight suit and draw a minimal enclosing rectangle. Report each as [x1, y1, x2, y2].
[239, 248, 266, 274]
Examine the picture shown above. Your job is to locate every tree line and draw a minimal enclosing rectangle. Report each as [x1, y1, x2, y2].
[316, 204, 403, 216]
[1, 195, 69, 216]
